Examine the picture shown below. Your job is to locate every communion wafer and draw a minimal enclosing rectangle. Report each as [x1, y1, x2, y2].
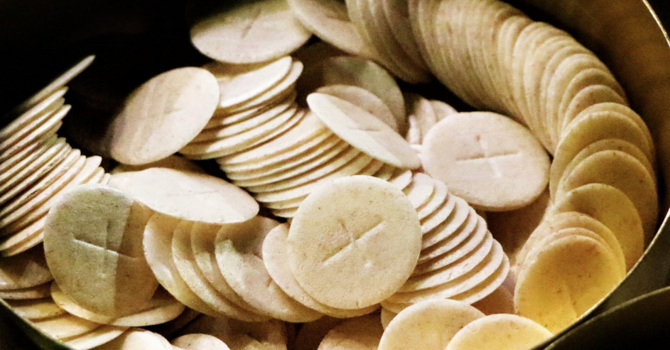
[190, 0, 311, 64]
[446, 314, 552, 350]
[0, 282, 51, 300]
[215, 216, 323, 322]
[171, 334, 231, 350]
[553, 183, 643, 270]
[63, 325, 128, 350]
[0, 245, 52, 290]
[262, 224, 380, 318]
[177, 314, 288, 350]
[43, 183, 158, 317]
[109, 168, 258, 225]
[171, 219, 269, 322]
[470, 285, 514, 315]
[95, 329, 172, 350]
[317, 313, 383, 350]
[316, 84, 398, 131]
[204, 56, 293, 109]
[514, 235, 623, 333]
[288, 175, 421, 309]
[307, 93, 420, 169]
[107, 67, 219, 165]
[378, 299, 484, 350]
[51, 283, 185, 327]
[6, 296, 66, 320]
[422, 112, 550, 211]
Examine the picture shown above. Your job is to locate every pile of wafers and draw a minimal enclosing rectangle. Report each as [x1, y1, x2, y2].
[0, 0, 660, 349]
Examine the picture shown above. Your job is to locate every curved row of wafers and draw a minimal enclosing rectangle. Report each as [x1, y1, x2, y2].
[0, 60, 110, 259]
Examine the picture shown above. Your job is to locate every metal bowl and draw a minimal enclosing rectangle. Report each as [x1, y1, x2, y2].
[1, 0, 670, 348]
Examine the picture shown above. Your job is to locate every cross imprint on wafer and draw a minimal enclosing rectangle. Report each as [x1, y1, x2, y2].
[240, 8, 263, 39]
[322, 217, 385, 265]
[457, 136, 520, 177]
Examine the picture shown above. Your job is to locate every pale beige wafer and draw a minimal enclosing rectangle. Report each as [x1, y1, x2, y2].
[378, 299, 484, 350]
[287, 0, 378, 59]
[419, 213, 489, 266]
[545, 53, 611, 147]
[51, 283, 184, 327]
[1, 157, 106, 237]
[190, 0, 311, 64]
[471, 285, 514, 315]
[190, 222, 266, 315]
[33, 313, 103, 341]
[401, 234, 495, 292]
[215, 216, 322, 322]
[0, 213, 51, 257]
[62, 325, 128, 350]
[526, 227, 625, 282]
[0, 282, 51, 300]
[143, 213, 223, 317]
[108, 67, 219, 165]
[218, 110, 330, 167]
[95, 329, 172, 350]
[487, 189, 551, 267]
[244, 148, 367, 192]
[514, 235, 622, 333]
[554, 183, 643, 270]
[316, 84, 398, 131]
[556, 139, 655, 198]
[317, 313, 383, 350]
[2, 55, 93, 120]
[373, 163, 397, 181]
[299, 56, 406, 132]
[0, 132, 56, 181]
[403, 93, 436, 145]
[416, 179, 449, 222]
[557, 68, 625, 128]
[194, 102, 297, 143]
[0, 152, 87, 227]
[0, 244, 52, 291]
[6, 297, 66, 320]
[577, 102, 654, 157]
[225, 138, 347, 181]
[556, 150, 657, 239]
[307, 93, 419, 169]
[172, 334, 231, 350]
[110, 155, 205, 175]
[422, 112, 550, 211]
[262, 195, 306, 210]
[253, 157, 384, 204]
[180, 106, 304, 160]
[403, 173, 436, 210]
[381, 0, 426, 70]
[366, 0, 431, 84]
[0, 104, 67, 163]
[44, 183, 158, 316]
[560, 85, 628, 134]
[0, 86, 66, 152]
[204, 56, 293, 109]
[380, 307, 396, 329]
[171, 219, 269, 322]
[446, 314, 552, 350]
[0, 138, 70, 205]
[387, 240, 506, 305]
[233, 144, 358, 187]
[421, 196, 472, 250]
[418, 222, 493, 276]
[295, 316, 347, 350]
[206, 90, 297, 130]
[217, 61, 303, 115]
[263, 224, 380, 318]
[516, 211, 626, 277]
[388, 169, 414, 191]
[269, 207, 299, 219]
[177, 314, 288, 350]
[288, 176, 421, 309]
[109, 168, 258, 225]
[550, 107, 653, 196]
[438, 253, 510, 306]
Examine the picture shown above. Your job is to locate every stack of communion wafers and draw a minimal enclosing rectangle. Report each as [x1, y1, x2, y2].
[0, 56, 110, 258]
[0, 0, 663, 348]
